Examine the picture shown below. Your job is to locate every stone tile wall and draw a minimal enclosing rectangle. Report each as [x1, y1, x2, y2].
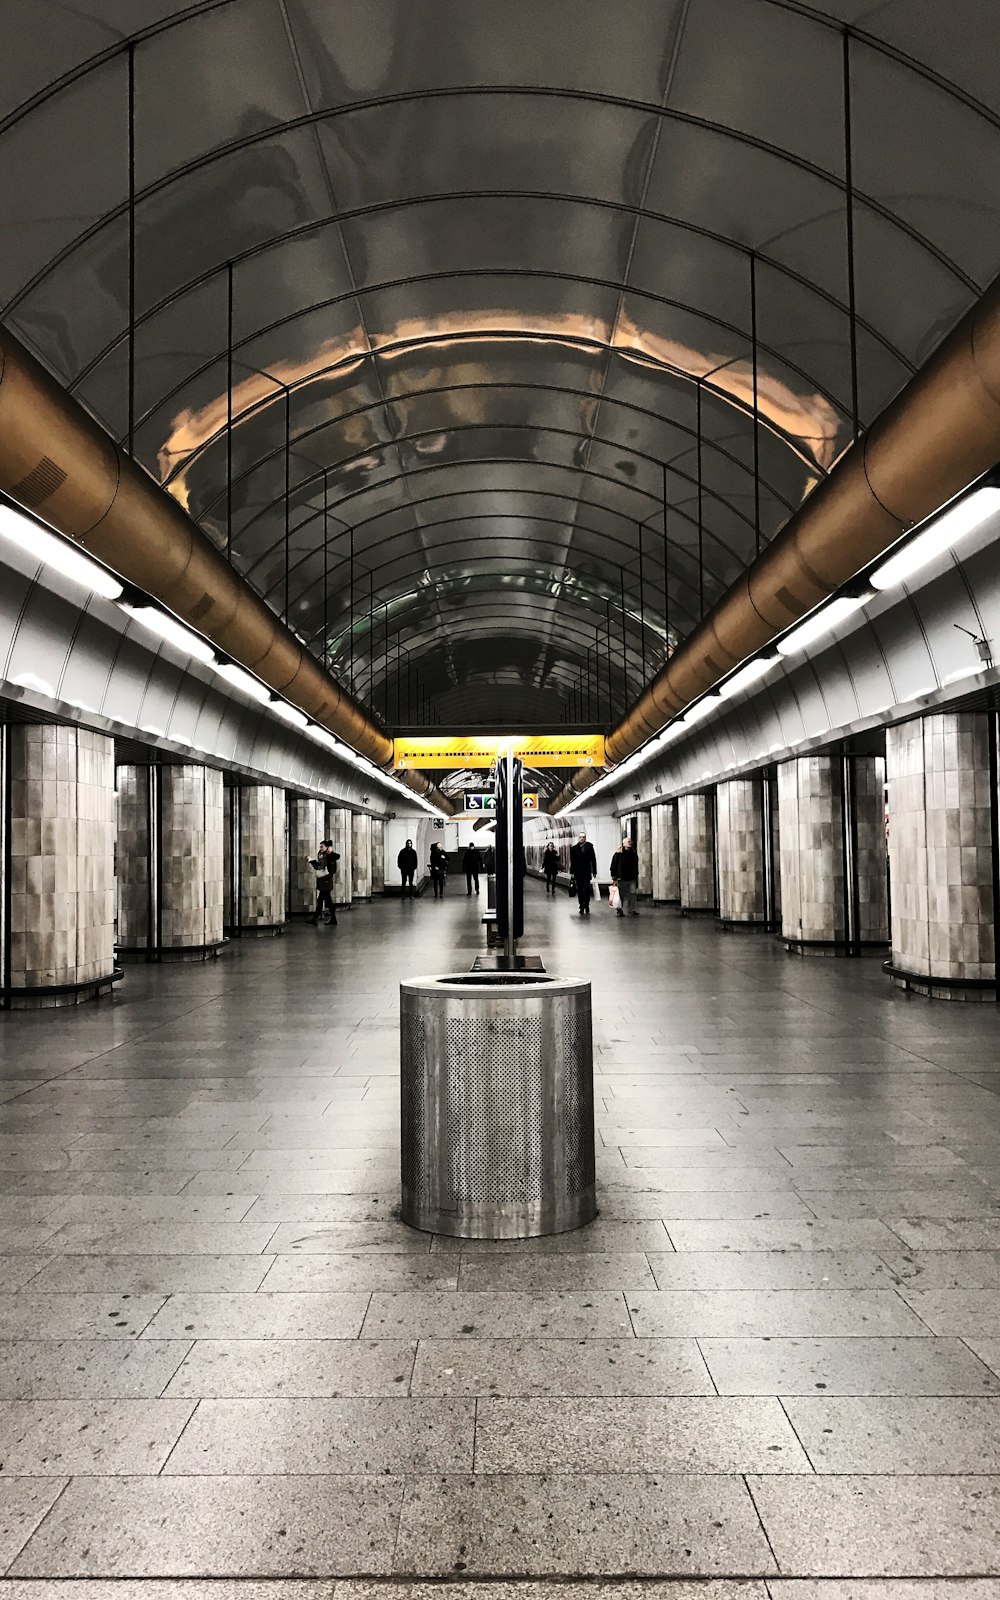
[778, 755, 844, 944]
[635, 810, 652, 898]
[854, 755, 889, 945]
[160, 766, 224, 948]
[116, 765, 150, 948]
[886, 712, 995, 987]
[679, 791, 716, 911]
[327, 806, 354, 907]
[8, 725, 115, 997]
[239, 785, 286, 928]
[352, 812, 372, 901]
[287, 797, 326, 916]
[371, 817, 385, 894]
[650, 801, 680, 903]
[716, 777, 766, 924]
[768, 777, 782, 925]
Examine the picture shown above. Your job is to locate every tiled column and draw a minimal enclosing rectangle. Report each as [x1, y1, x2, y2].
[650, 801, 680, 904]
[886, 712, 995, 998]
[6, 725, 116, 1006]
[160, 766, 224, 951]
[679, 791, 717, 912]
[327, 806, 353, 908]
[239, 785, 286, 932]
[371, 817, 385, 895]
[716, 777, 766, 926]
[635, 810, 652, 899]
[352, 812, 372, 902]
[288, 797, 326, 917]
[778, 754, 887, 952]
[116, 765, 151, 950]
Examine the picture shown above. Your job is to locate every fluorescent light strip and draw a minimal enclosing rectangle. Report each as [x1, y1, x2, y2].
[0, 505, 123, 600]
[271, 699, 309, 730]
[871, 485, 1000, 591]
[120, 602, 216, 665]
[776, 594, 869, 657]
[212, 661, 271, 704]
[718, 654, 777, 700]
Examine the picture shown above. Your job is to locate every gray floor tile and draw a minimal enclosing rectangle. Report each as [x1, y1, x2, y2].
[42, 1224, 277, 1256]
[0, 1479, 69, 1571]
[964, 1338, 1000, 1378]
[0, 1340, 189, 1399]
[0, 1295, 164, 1341]
[429, 1220, 672, 1254]
[784, 1395, 1000, 1472]
[626, 1290, 926, 1338]
[877, 1250, 1000, 1289]
[25, 1255, 274, 1294]
[263, 1224, 432, 1254]
[410, 1337, 713, 1397]
[748, 1475, 1000, 1576]
[0, 1398, 194, 1474]
[362, 1291, 633, 1339]
[0, 1257, 49, 1290]
[242, 1197, 400, 1224]
[42, 1197, 258, 1227]
[699, 1335, 1000, 1396]
[646, 1252, 896, 1291]
[142, 1292, 370, 1341]
[261, 1254, 458, 1292]
[895, 1288, 1000, 1335]
[766, 1581, 1000, 1598]
[663, 1221, 906, 1252]
[456, 1254, 657, 1292]
[164, 1396, 474, 1474]
[393, 1473, 777, 1575]
[886, 1219, 1000, 1250]
[475, 1395, 810, 1472]
[8, 1476, 404, 1576]
[163, 1339, 416, 1398]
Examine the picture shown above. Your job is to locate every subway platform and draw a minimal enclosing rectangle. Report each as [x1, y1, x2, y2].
[0, 882, 997, 1591]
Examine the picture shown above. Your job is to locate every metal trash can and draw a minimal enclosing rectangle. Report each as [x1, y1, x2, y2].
[400, 972, 595, 1239]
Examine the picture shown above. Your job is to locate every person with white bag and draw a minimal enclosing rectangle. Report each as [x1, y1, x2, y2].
[610, 837, 639, 918]
[569, 830, 598, 918]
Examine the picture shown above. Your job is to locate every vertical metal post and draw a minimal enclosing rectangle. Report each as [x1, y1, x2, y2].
[750, 252, 762, 557]
[1, 726, 11, 1006]
[843, 28, 860, 441]
[348, 528, 355, 693]
[383, 602, 389, 721]
[226, 262, 234, 564]
[619, 567, 628, 709]
[637, 522, 646, 678]
[368, 569, 374, 705]
[662, 460, 669, 653]
[696, 380, 705, 618]
[605, 600, 613, 720]
[283, 388, 290, 626]
[396, 633, 401, 725]
[126, 41, 136, 459]
[505, 748, 515, 964]
[322, 472, 329, 665]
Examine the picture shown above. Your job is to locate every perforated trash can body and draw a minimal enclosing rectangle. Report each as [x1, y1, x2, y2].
[400, 972, 596, 1238]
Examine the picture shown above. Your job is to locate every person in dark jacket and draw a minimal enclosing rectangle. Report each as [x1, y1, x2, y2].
[542, 843, 560, 895]
[397, 839, 418, 898]
[429, 841, 448, 899]
[610, 836, 639, 917]
[309, 839, 339, 926]
[462, 842, 481, 895]
[569, 831, 598, 917]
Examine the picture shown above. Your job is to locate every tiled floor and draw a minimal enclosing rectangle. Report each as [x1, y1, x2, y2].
[0, 881, 999, 1599]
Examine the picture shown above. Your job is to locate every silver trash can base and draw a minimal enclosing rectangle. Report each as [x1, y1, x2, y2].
[400, 972, 596, 1239]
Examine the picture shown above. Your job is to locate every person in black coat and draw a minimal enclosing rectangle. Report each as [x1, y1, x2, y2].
[309, 839, 339, 926]
[429, 841, 448, 900]
[568, 831, 598, 917]
[542, 843, 560, 895]
[462, 842, 481, 895]
[397, 839, 418, 898]
[610, 836, 639, 917]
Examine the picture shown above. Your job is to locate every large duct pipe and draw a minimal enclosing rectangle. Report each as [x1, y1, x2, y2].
[0, 324, 451, 813]
[598, 273, 1000, 771]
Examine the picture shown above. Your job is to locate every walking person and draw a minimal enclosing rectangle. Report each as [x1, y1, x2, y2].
[429, 841, 448, 900]
[309, 839, 339, 926]
[610, 835, 640, 917]
[397, 838, 418, 898]
[542, 842, 560, 895]
[569, 830, 598, 918]
[462, 841, 481, 895]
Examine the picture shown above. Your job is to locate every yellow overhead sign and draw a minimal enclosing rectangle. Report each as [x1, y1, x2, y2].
[394, 734, 605, 770]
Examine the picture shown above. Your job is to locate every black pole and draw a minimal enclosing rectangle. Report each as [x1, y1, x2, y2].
[637, 522, 646, 679]
[348, 528, 355, 694]
[619, 568, 628, 712]
[127, 42, 136, 459]
[696, 380, 705, 619]
[368, 568, 374, 705]
[396, 633, 401, 725]
[383, 602, 389, 721]
[226, 262, 233, 563]
[750, 252, 761, 557]
[283, 388, 290, 626]
[662, 461, 669, 657]
[843, 28, 860, 441]
[322, 471, 329, 665]
[605, 600, 613, 720]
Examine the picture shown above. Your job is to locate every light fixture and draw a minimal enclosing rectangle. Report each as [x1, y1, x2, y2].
[718, 654, 778, 700]
[212, 661, 271, 704]
[271, 699, 308, 730]
[120, 601, 216, 665]
[307, 726, 340, 754]
[676, 692, 721, 726]
[776, 594, 870, 657]
[871, 486, 1000, 591]
[0, 504, 123, 600]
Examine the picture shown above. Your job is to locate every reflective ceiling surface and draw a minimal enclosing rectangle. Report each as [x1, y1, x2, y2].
[2, 1, 998, 729]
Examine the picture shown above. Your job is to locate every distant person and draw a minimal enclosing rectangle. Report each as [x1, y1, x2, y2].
[462, 842, 482, 896]
[569, 830, 598, 918]
[308, 839, 339, 926]
[429, 841, 448, 900]
[397, 838, 418, 898]
[542, 843, 560, 895]
[610, 836, 639, 918]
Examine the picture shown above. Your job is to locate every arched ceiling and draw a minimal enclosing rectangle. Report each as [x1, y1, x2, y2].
[2, 0, 998, 730]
